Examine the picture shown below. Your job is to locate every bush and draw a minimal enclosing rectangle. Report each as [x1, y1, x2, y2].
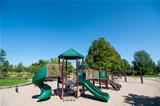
[0, 72, 9, 78]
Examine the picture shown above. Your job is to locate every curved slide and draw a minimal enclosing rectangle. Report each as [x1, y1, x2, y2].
[32, 66, 52, 100]
[80, 79, 110, 102]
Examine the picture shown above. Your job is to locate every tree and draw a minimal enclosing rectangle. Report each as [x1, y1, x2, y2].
[121, 59, 131, 82]
[156, 59, 160, 73]
[85, 37, 122, 72]
[0, 49, 7, 71]
[121, 59, 131, 73]
[64, 61, 74, 75]
[49, 58, 58, 64]
[37, 59, 48, 67]
[132, 50, 155, 75]
[1, 60, 12, 72]
[14, 62, 25, 72]
[28, 64, 39, 74]
[0, 49, 13, 73]
[0, 49, 6, 66]
[28, 59, 48, 73]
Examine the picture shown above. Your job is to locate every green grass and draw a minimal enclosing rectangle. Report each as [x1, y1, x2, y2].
[0, 77, 30, 86]
[144, 75, 159, 77]
[144, 75, 160, 80]
[129, 75, 136, 77]
[129, 75, 160, 80]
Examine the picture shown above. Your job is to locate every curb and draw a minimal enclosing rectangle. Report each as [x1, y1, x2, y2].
[0, 82, 33, 89]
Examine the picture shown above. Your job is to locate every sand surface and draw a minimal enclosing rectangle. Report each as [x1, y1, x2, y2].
[1, 77, 160, 106]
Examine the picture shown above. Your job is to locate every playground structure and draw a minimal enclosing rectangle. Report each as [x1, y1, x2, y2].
[78, 70, 110, 102]
[96, 70, 122, 91]
[57, 48, 85, 99]
[32, 48, 144, 102]
[56, 48, 110, 102]
[79, 65, 122, 91]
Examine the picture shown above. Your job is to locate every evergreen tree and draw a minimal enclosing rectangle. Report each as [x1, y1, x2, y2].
[0, 49, 6, 65]
[0, 49, 13, 73]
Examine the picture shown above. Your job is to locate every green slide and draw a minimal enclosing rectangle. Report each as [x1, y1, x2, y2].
[108, 80, 122, 91]
[80, 79, 110, 102]
[32, 66, 52, 100]
[78, 70, 109, 102]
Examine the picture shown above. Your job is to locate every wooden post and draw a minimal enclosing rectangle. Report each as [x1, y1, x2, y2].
[106, 67, 109, 89]
[82, 59, 85, 95]
[124, 72, 127, 82]
[57, 58, 60, 95]
[61, 58, 64, 99]
[57, 77, 60, 95]
[99, 70, 101, 90]
[111, 73, 114, 81]
[140, 71, 143, 84]
[92, 69, 95, 85]
[76, 58, 80, 98]
[65, 59, 67, 81]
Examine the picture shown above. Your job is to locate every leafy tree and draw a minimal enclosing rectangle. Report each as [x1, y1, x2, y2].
[28, 64, 39, 74]
[156, 59, 160, 73]
[64, 61, 74, 75]
[50, 58, 58, 64]
[37, 59, 48, 67]
[132, 50, 155, 75]
[14, 62, 25, 72]
[1, 60, 12, 72]
[86, 37, 122, 72]
[28, 59, 48, 73]
[121, 59, 131, 70]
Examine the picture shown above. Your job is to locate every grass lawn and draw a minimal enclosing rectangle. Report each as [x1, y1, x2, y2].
[129, 75, 160, 80]
[0, 77, 30, 86]
[144, 75, 160, 80]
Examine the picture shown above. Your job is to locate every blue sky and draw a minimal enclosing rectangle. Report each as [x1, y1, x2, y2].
[1, 0, 160, 66]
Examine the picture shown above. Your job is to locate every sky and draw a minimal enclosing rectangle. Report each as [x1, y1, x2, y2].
[1, 0, 160, 66]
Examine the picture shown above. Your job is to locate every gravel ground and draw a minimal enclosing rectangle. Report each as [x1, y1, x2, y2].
[0, 77, 160, 106]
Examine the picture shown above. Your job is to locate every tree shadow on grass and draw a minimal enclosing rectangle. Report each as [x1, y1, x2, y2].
[123, 94, 160, 106]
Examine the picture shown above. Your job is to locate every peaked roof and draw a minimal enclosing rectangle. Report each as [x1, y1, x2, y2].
[58, 48, 84, 59]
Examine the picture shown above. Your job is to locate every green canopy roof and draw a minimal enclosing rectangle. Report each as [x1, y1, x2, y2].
[58, 48, 84, 59]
